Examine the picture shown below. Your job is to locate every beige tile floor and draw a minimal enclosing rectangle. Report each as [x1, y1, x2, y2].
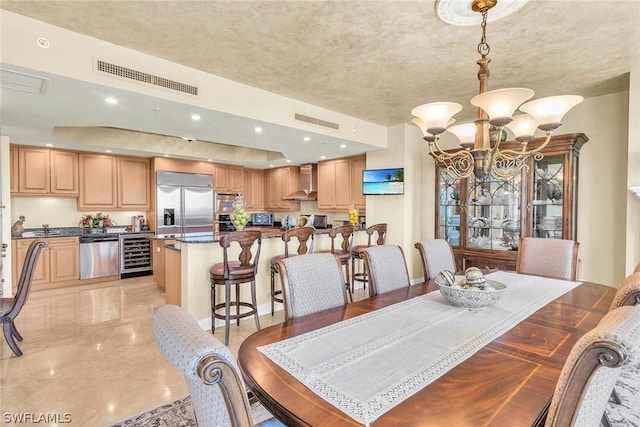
[0, 277, 367, 426]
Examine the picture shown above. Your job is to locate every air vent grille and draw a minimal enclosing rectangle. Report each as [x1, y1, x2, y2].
[294, 113, 340, 130]
[96, 60, 198, 95]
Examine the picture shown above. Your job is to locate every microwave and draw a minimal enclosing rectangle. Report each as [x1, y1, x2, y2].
[215, 192, 242, 213]
[251, 213, 274, 226]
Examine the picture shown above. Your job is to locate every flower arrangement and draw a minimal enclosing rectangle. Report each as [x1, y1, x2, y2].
[79, 212, 114, 228]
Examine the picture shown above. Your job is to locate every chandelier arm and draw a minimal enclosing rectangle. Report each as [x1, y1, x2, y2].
[494, 131, 553, 158]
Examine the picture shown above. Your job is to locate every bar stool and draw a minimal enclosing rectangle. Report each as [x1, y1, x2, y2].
[209, 230, 262, 345]
[351, 223, 387, 292]
[319, 225, 355, 302]
[270, 226, 316, 315]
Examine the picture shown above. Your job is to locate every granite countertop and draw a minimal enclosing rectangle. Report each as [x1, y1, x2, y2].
[174, 227, 356, 244]
[13, 227, 153, 240]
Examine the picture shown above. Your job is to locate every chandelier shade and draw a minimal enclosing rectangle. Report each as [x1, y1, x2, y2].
[448, 123, 476, 145]
[470, 87, 534, 126]
[411, 102, 463, 135]
[519, 95, 584, 131]
[505, 114, 538, 142]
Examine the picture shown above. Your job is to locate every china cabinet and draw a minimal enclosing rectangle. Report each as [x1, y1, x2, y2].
[435, 133, 587, 271]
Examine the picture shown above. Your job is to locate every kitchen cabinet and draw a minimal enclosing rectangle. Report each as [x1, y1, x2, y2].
[317, 155, 366, 211]
[264, 166, 300, 211]
[243, 168, 265, 210]
[78, 154, 151, 210]
[164, 246, 181, 305]
[12, 237, 80, 291]
[435, 133, 587, 271]
[11, 146, 79, 196]
[152, 238, 176, 290]
[213, 163, 244, 193]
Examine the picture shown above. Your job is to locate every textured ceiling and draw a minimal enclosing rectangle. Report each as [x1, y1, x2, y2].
[1, 0, 639, 164]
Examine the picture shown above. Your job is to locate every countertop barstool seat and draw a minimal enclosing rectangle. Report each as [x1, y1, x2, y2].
[318, 225, 355, 302]
[209, 230, 262, 346]
[269, 226, 316, 315]
[350, 223, 387, 292]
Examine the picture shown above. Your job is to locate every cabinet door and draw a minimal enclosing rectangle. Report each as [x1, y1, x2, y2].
[9, 146, 18, 193]
[50, 150, 79, 195]
[118, 157, 150, 209]
[333, 159, 352, 210]
[351, 156, 366, 210]
[213, 164, 229, 192]
[78, 154, 118, 209]
[243, 169, 264, 210]
[49, 238, 79, 283]
[317, 161, 335, 210]
[228, 166, 244, 192]
[18, 147, 50, 194]
[14, 239, 49, 287]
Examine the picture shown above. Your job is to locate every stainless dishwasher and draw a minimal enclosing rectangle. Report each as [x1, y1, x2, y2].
[79, 234, 120, 279]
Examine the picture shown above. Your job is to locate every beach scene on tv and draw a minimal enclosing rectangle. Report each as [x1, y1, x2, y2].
[362, 168, 404, 195]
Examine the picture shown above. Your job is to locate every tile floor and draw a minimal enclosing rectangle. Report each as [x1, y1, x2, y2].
[0, 277, 367, 426]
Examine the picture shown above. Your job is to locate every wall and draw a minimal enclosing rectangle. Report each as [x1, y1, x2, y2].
[627, 65, 640, 274]
[1, 136, 11, 296]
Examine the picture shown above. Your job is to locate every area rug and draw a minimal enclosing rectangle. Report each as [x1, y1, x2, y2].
[105, 392, 275, 426]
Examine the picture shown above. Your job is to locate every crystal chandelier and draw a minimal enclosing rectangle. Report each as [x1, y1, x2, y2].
[411, 0, 583, 180]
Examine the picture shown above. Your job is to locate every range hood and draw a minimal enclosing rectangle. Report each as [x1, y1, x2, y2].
[283, 164, 318, 201]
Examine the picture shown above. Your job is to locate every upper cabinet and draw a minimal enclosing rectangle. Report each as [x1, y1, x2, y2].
[11, 146, 78, 196]
[435, 133, 587, 271]
[317, 155, 366, 211]
[213, 163, 243, 193]
[264, 166, 300, 211]
[243, 168, 265, 210]
[78, 153, 150, 210]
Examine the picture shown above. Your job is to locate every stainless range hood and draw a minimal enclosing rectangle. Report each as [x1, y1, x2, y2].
[283, 164, 317, 201]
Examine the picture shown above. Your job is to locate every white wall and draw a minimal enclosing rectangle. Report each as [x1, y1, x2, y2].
[627, 66, 640, 275]
[1, 136, 12, 296]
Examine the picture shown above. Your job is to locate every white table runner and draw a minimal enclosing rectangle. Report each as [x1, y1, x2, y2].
[258, 272, 581, 425]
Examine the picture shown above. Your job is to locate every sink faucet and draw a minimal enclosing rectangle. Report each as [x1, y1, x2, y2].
[43, 224, 50, 235]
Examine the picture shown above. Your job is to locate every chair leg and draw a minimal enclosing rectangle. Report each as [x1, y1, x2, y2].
[3, 322, 23, 357]
[236, 284, 241, 326]
[251, 279, 261, 331]
[344, 262, 353, 303]
[211, 282, 216, 334]
[11, 322, 23, 341]
[224, 282, 231, 346]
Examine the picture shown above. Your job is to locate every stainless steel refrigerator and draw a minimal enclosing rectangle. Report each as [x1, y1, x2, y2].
[156, 171, 214, 237]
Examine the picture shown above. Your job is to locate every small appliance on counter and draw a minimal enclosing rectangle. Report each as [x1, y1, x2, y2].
[131, 215, 146, 232]
[251, 213, 274, 227]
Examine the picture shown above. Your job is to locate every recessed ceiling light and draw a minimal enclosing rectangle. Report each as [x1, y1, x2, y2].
[320, 155, 326, 160]
[303, 136, 311, 142]
[207, 159, 213, 162]
[105, 97, 118, 104]
[163, 154, 170, 157]
[340, 144, 347, 148]
[45, 143, 53, 147]
[286, 159, 292, 163]
[152, 107, 161, 112]
[269, 164, 274, 167]
[35, 37, 50, 49]
[181, 136, 195, 142]
[105, 149, 112, 153]
[254, 127, 263, 133]
[191, 114, 201, 121]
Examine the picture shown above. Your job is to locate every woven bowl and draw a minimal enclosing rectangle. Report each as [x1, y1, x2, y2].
[436, 280, 507, 310]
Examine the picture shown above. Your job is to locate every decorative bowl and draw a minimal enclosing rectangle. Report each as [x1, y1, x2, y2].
[436, 279, 507, 310]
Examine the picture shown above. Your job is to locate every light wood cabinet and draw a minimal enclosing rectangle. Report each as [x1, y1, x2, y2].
[243, 168, 265, 210]
[317, 155, 366, 211]
[152, 238, 176, 290]
[12, 146, 78, 196]
[164, 246, 182, 306]
[213, 164, 244, 193]
[13, 237, 80, 291]
[264, 166, 300, 211]
[78, 153, 150, 210]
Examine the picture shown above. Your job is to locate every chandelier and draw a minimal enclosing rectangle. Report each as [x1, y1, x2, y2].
[411, 0, 583, 180]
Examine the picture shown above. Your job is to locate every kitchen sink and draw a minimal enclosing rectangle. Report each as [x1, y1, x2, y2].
[22, 230, 62, 237]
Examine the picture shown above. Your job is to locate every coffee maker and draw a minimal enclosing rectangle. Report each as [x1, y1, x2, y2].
[132, 215, 146, 232]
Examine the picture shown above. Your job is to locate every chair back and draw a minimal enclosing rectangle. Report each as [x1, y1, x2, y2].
[363, 245, 410, 296]
[634, 263, 640, 274]
[152, 304, 254, 427]
[328, 225, 354, 254]
[516, 237, 579, 280]
[282, 226, 315, 257]
[277, 253, 348, 320]
[3, 239, 47, 321]
[609, 272, 640, 310]
[365, 223, 387, 247]
[219, 230, 262, 281]
[544, 305, 640, 427]
[414, 239, 456, 280]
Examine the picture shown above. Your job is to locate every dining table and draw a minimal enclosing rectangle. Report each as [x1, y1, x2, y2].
[237, 271, 616, 426]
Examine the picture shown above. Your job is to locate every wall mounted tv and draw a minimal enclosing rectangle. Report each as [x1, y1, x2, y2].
[362, 168, 404, 195]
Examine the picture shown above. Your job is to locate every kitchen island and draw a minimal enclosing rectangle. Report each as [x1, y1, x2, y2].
[168, 227, 367, 329]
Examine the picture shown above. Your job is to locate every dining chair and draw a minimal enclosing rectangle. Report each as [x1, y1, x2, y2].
[609, 272, 640, 310]
[209, 230, 262, 345]
[277, 252, 348, 320]
[318, 225, 355, 302]
[351, 223, 387, 292]
[152, 304, 283, 427]
[516, 237, 579, 281]
[540, 305, 640, 427]
[362, 245, 410, 297]
[634, 263, 640, 274]
[269, 226, 316, 315]
[1, 239, 48, 357]
[414, 239, 457, 280]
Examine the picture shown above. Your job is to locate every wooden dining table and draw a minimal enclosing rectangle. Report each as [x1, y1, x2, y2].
[238, 277, 615, 426]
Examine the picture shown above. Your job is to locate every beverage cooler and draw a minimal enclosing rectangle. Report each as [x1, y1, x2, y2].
[119, 233, 153, 279]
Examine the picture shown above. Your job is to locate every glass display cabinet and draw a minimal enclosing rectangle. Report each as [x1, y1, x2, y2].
[435, 133, 587, 271]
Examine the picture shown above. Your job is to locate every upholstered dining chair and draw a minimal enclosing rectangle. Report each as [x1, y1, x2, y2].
[414, 239, 457, 280]
[609, 272, 640, 311]
[634, 263, 640, 274]
[540, 305, 640, 427]
[1, 239, 47, 357]
[269, 226, 315, 315]
[351, 223, 387, 293]
[209, 230, 262, 345]
[277, 252, 348, 320]
[516, 237, 579, 281]
[362, 245, 410, 297]
[318, 225, 355, 302]
[152, 304, 283, 427]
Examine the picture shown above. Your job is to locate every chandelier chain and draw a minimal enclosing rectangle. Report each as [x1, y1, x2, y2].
[477, 8, 490, 58]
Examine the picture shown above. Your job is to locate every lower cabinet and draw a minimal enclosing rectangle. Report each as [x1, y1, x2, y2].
[164, 246, 182, 306]
[152, 238, 176, 290]
[13, 237, 80, 292]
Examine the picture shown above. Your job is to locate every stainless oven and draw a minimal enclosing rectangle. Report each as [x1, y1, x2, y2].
[215, 214, 236, 233]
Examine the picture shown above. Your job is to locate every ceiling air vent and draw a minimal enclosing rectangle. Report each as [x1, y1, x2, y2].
[96, 60, 198, 96]
[0, 68, 49, 95]
[294, 113, 340, 130]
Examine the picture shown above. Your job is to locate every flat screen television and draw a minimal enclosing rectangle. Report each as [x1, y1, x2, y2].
[362, 168, 404, 195]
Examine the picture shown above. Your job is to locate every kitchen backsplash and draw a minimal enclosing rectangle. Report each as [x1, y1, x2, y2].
[10, 197, 145, 229]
